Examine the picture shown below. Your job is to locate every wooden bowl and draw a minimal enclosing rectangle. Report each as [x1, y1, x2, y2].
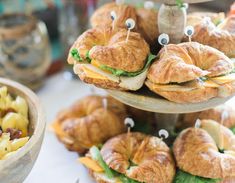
[0, 78, 45, 183]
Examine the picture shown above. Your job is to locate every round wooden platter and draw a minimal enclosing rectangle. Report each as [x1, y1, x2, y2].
[107, 87, 235, 114]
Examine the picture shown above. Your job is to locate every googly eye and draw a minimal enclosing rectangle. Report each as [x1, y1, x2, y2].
[110, 11, 117, 21]
[158, 129, 169, 139]
[184, 26, 194, 37]
[158, 33, 169, 46]
[116, 0, 124, 5]
[124, 118, 135, 128]
[195, 119, 201, 129]
[144, 1, 154, 10]
[125, 18, 135, 30]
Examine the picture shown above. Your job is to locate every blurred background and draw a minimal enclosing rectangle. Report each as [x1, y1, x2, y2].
[0, 0, 234, 91]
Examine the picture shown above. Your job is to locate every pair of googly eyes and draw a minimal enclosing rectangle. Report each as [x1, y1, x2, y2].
[110, 11, 136, 30]
[158, 26, 195, 46]
[124, 118, 169, 139]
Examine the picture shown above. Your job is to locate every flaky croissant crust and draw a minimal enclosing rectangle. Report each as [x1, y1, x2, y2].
[53, 96, 127, 153]
[147, 42, 233, 84]
[173, 120, 235, 179]
[187, 12, 225, 27]
[177, 104, 235, 130]
[90, 2, 158, 46]
[101, 132, 175, 183]
[68, 26, 150, 72]
[190, 16, 235, 57]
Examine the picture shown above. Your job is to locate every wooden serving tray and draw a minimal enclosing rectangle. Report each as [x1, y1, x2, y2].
[107, 87, 235, 114]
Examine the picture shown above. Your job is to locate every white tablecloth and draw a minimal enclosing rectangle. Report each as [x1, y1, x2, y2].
[24, 72, 106, 183]
[23, 72, 234, 183]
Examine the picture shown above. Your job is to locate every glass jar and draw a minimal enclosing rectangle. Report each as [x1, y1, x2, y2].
[0, 13, 51, 89]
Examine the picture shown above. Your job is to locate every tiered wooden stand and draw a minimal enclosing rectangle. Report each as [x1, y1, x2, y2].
[106, 0, 233, 132]
[108, 89, 235, 132]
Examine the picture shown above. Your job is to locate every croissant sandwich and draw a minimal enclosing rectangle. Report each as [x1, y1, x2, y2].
[187, 9, 235, 58]
[176, 104, 235, 133]
[52, 96, 127, 153]
[173, 120, 235, 183]
[146, 41, 235, 103]
[187, 12, 225, 27]
[68, 26, 156, 91]
[79, 132, 176, 183]
[90, 2, 159, 47]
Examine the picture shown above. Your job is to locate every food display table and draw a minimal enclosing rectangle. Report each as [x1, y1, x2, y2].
[23, 72, 235, 183]
[24, 73, 104, 183]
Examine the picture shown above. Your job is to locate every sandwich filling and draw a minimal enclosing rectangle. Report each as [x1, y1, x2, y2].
[147, 68, 235, 93]
[71, 48, 156, 77]
[174, 170, 221, 183]
[71, 49, 156, 90]
[79, 146, 140, 183]
[231, 126, 235, 134]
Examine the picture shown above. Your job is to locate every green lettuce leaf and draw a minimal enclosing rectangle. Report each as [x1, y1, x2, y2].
[174, 170, 221, 183]
[231, 67, 235, 74]
[119, 175, 140, 183]
[71, 48, 83, 62]
[85, 50, 92, 63]
[90, 146, 114, 179]
[90, 146, 140, 182]
[176, 0, 184, 8]
[100, 54, 157, 77]
[231, 126, 235, 134]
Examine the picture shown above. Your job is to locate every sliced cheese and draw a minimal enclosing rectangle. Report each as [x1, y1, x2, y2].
[82, 66, 108, 80]
[224, 150, 235, 157]
[210, 73, 235, 84]
[74, 64, 147, 91]
[79, 157, 104, 173]
[51, 122, 67, 137]
[203, 80, 220, 88]
[51, 122, 74, 144]
[74, 64, 119, 82]
[151, 80, 202, 92]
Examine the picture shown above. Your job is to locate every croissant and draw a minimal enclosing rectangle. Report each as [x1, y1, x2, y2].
[146, 42, 235, 103]
[82, 132, 175, 183]
[176, 104, 235, 130]
[52, 95, 127, 153]
[173, 120, 235, 180]
[68, 26, 151, 91]
[188, 15, 235, 57]
[90, 2, 159, 47]
[187, 12, 225, 27]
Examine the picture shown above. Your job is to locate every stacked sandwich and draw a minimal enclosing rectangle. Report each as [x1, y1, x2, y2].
[67, 1, 235, 104]
[52, 95, 235, 183]
[67, 2, 158, 91]
[52, 95, 157, 153]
